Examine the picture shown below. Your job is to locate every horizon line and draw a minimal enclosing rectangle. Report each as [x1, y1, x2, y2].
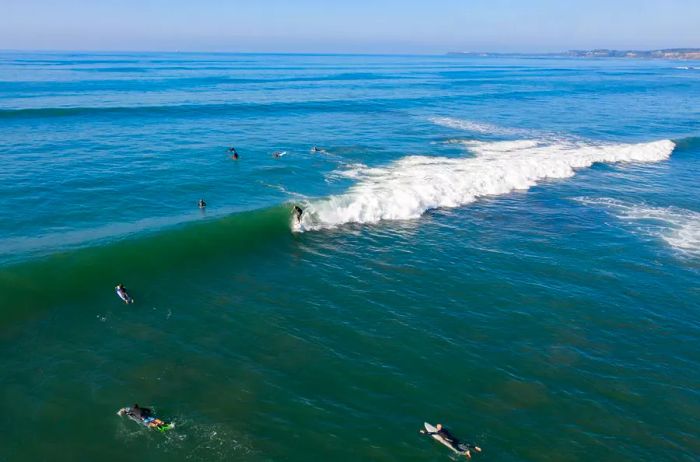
[1, 46, 697, 56]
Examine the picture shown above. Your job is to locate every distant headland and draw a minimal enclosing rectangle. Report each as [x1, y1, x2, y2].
[448, 48, 700, 60]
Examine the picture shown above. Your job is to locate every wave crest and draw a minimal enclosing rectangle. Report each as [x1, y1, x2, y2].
[298, 138, 675, 231]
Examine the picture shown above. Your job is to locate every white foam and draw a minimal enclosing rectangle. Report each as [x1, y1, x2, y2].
[429, 116, 527, 136]
[326, 163, 377, 181]
[297, 138, 675, 231]
[576, 197, 700, 256]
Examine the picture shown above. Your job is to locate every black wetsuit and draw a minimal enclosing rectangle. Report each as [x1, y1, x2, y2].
[130, 406, 152, 419]
[293, 206, 303, 222]
[435, 428, 475, 452]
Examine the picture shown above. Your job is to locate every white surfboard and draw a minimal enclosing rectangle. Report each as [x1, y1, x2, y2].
[424, 422, 462, 455]
[115, 288, 134, 304]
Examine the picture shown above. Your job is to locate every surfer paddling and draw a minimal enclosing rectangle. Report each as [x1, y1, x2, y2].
[118, 404, 173, 432]
[421, 423, 481, 458]
[227, 146, 239, 160]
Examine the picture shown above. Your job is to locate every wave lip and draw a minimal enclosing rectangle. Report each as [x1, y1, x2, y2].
[576, 197, 700, 256]
[298, 138, 675, 231]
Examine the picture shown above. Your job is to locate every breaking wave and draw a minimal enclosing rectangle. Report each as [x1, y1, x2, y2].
[297, 138, 675, 231]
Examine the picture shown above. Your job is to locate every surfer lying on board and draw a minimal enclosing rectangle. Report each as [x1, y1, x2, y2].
[293, 205, 303, 223]
[128, 404, 152, 419]
[227, 147, 239, 160]
[115, 284, 133, 304]
[118, 404, 171, 430]
[421, 424, 481, 458]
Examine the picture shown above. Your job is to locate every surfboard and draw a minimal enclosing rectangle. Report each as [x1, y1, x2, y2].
[424, 422, 463, 455]
[115, 288, 134, 304]
[118, 407, 174, 432]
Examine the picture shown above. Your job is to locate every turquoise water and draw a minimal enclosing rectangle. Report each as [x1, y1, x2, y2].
[0, 52, 699, 461]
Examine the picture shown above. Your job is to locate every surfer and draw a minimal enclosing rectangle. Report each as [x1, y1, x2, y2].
[198, 199, 207, 208]
[293, 205, 303, 223]
[273, 150, 285, 158]
[227, 147, 239, 160]
[128, 404, 152, 419]
[115, 284, 132, 304]
[118, 404, 171, 430]
[421, 423, 481, 458]
[311, 146, 323, 153]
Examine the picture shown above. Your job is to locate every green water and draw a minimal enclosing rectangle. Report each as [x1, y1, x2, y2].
[3, 191, 699, 461]
[1, 52, 699, 461]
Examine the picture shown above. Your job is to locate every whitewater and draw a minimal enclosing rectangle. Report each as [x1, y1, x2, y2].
[300, 132, 675, 230]
[577, 197, 700, 256]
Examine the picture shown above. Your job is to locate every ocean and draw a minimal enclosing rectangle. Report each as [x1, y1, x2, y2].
[0, 52, 698, 461]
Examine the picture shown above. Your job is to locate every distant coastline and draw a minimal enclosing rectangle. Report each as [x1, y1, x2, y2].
[448, 48, 700, 60]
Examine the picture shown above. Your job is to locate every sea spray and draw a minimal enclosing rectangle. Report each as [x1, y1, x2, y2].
[298, 139, 675, 230]
[576, 197, 700, 256]
[429, 116, 529, 136]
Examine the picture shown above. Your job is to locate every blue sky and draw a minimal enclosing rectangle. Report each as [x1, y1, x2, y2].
[2, 0, 699, 53]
